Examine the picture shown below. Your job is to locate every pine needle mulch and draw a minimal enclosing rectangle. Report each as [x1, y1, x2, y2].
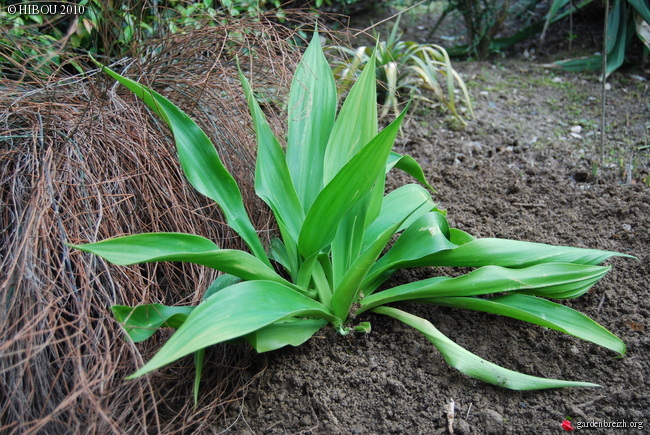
[1, 17, 303, 434]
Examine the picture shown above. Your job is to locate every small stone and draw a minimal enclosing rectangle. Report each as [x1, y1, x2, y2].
[485, 409, 504, 426]
[622, 224, 632, 231]
[456, 419, 471, 434]
[570, 125, 582, 134]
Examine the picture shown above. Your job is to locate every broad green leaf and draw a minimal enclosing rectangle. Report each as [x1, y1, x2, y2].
[630, 0, 650, 24]
[286, 33, 337, 211]
[270, 237, 298, 278]
[449, 228, 475, 245]
[323, 49, 378, 182]
[326, 49, 380, 287]
[93, 61, 268, 264]
[553, 55, 603, 72]
[112, 304, 194, 342]
[362, 184, 436, 251]
[364, 212, 456, 288]
[331, 201, 368, 288]
[387, 151, 435, 190]
[298, 109, 407, 258]
[359, 263, 610, 313]
[420, 238, 633, 268]
[128, 281, 337, 378]
[428, 294, 625, 354]
[607, 0, 623, 54]
[69, 233, 293, 287]
[312, 259, 333, 307]
[238, 64, 304, 244]
[331, 213, 410, 319]
[373, 306, 599, 390]
[606, 0, 629, 76]
[245, 318, 327, 352]
[203, 274, 241, 301]
[541, 0, 571, 42]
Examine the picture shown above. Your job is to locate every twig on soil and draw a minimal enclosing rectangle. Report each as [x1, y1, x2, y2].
[511, 202, 546, 208]
[446, 399, 455, 433]
[597, 294, 607, 312]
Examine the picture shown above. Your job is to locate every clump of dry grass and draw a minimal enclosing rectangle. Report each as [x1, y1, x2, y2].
[0, 15, 313, 434]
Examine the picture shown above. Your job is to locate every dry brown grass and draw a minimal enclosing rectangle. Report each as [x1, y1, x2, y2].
[0, 15, 317, 434]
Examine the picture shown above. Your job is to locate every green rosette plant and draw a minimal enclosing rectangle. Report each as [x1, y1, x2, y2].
[72, 34, 632, 402]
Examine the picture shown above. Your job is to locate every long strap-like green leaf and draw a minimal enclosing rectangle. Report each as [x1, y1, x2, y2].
[373, 306, 599, 390]
[366, 212, 456, 286]
[362, 184, 436, 252]
[112, 304, 194, 342]
[94, 60, 269, 265]
[69, 233, 294, 288]
[415, 238, 634, 267]
[238, 64, 305, 245]
[428, 294, 625, 354]
[298, 109, 406, 258]
[286, 33, 337, 212]
[326, 49, 380, 286]
[359, 263, 610, 313]
[127, 280, 336, 378]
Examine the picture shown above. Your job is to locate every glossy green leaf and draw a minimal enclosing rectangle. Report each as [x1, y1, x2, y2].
[128, 281, 337, 378]
[203, 274, 241, 301]
[330, 201, 369, 288]
[359, 263, 610, 313]
[238, 64, 304, 244]
[428, 294, 625, 354]
[373, 306, 599, 390]
[364, 212, 456, 287]
[420, 238, 633, 268]
[93, 60, 268, 264]
[286, 33, 336, 211]
[69, 233, 292, 286]
[387, 151, 435, 190]
[331, 213, 410, 319]
[630, 0, 650, 23]
[449, 228, 476, 245]
[298, 109, 407, 258]
[326, 49, 380, 287]
[607, 0, 623, 53]
[362, 184, 436, 251]
[323, 49, 378, 182]
[541, 0, 571, 42]
[606, 0, 628, 76]
[245, 318, 327, 352]
[112, 304, 194, 342]
[552, 54, 603, 72]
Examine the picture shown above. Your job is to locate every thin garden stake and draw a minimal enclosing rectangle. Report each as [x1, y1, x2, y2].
[600, 0, 609, 175]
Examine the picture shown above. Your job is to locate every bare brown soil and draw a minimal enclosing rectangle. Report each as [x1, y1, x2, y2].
[221, 47, 650, 435]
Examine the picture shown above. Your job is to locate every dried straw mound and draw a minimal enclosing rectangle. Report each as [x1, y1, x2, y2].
[1, 18, 301, 434]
